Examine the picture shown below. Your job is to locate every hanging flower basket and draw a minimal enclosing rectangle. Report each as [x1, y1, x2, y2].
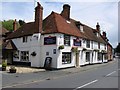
[101, 50, 107, 54]
[31, 52, 37, 56]
[71, 47, 78, 53]
[58, 45, 64, 50]
[82, 48, 87, 51]
[94, 49, 99, 52]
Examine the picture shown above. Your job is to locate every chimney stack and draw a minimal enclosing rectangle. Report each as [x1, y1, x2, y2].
[13, 19, 17, 31]
[61, 4, 71, 20]
[102, 31, 107, 39]
[96, 22, 100, 33]
[35, 2, 43, 33]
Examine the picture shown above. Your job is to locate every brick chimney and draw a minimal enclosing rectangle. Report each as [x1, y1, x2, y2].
[13, 19, 17, 31]
[102, 31, 107, 39]
[61, 4, 71, 20]
[96, 22, 100, 33]
[35, 2, 43, 33]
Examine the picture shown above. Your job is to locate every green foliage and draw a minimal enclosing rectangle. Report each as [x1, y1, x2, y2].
[71, 47, 78, 53]
[2, 19, 20, 31]
[2, 20, 14, 31]
[2, 60, 7, 67]
[19, 20, 25, 26]
[58, 45, 64, 50]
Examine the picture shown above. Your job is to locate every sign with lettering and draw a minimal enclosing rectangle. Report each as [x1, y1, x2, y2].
[44, 36, 56, 45]
[73, 39, 81, 46]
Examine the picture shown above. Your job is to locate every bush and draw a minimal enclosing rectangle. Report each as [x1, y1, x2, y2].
[2, 60, 7, 71]
[58, 45, 64, 50]
[2, 60, 7, 67]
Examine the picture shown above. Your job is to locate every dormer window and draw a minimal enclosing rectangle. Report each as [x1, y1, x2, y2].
[75, 21, 84, 32]
[80, 25, 83, 32]
[66, 20, 71, 24]
[75, 21, 80, 29]
[23, 36, 27, 43]
[93, 30, 99, 37]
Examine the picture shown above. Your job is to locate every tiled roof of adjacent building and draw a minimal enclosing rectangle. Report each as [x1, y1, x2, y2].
[1, 27, 9, 36]
[2, 40, 17, 50]
[6, 22, 35, 39]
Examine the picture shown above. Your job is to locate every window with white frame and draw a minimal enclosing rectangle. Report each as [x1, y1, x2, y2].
[104, 54, 108, 60]
[86, 52, 90, 62]
[86, 40, 90, 48]
[23, 36, 27, 43]
[62, 52, 71, 64]
[80, 25, 84, 32]
[64, 34, 70, 46]
[98, 52, 102, 61]
[21, 51, 29, 61]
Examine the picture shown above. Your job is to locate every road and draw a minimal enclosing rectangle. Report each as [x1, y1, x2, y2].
[2, 58, 119, 89]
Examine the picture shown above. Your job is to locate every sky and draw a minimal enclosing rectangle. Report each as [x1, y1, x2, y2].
[0, 0, 119, 48]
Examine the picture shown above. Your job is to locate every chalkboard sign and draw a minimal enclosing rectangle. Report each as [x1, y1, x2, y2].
[73, 39, 81, 46]
[44, 36, 56, 45]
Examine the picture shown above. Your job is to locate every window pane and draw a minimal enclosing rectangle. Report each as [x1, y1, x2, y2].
[23, 36, 27, 43]
[62, 52, 71, 64]
[21, 51, 29, 62]
[86, 40, 90, 48]
[64, 35, 70, 46]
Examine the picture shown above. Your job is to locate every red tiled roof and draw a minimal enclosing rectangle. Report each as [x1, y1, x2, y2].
[6, 11, 106, 44]
[83, 25, 106, 44]
[42, 12, 106, 44]
[42, 12, 86, 38]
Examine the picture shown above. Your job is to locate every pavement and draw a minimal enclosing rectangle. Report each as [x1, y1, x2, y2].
[2, 59, 117, 88]
[5, 65, 45, 73]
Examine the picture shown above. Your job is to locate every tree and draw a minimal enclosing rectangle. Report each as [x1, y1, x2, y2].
[2, 20, 14, 31]
[116, 43, 120, 53]
[2, 19, 20, 31]
[19, 20, 25, 26]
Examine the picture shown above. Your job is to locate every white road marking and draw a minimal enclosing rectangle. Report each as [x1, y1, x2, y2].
[106, 71, 116, 77]
[74, 79, 98, 90]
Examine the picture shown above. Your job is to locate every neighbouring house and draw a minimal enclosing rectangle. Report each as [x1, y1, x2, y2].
[6, 2, 110, 69]
[102, 31, 113, 61]
[0, 27, 16, 64]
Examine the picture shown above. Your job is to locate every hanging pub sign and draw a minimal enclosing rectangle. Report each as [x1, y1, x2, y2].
[73, 38, 81, 46]
[44, 36, 56, 45]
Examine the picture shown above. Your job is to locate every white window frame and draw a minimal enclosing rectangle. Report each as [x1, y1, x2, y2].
[21, 51, 29, 62]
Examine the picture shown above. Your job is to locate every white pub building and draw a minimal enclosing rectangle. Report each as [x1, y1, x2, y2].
[7, 2, 108, 69]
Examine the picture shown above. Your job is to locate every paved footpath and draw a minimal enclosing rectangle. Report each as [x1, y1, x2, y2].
[2, 59, 117, 88]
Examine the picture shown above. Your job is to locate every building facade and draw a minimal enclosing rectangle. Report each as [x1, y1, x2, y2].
[6, 2, 110, 69]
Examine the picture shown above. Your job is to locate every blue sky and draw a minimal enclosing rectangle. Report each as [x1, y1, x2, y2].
[1, 0, 119, 48]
